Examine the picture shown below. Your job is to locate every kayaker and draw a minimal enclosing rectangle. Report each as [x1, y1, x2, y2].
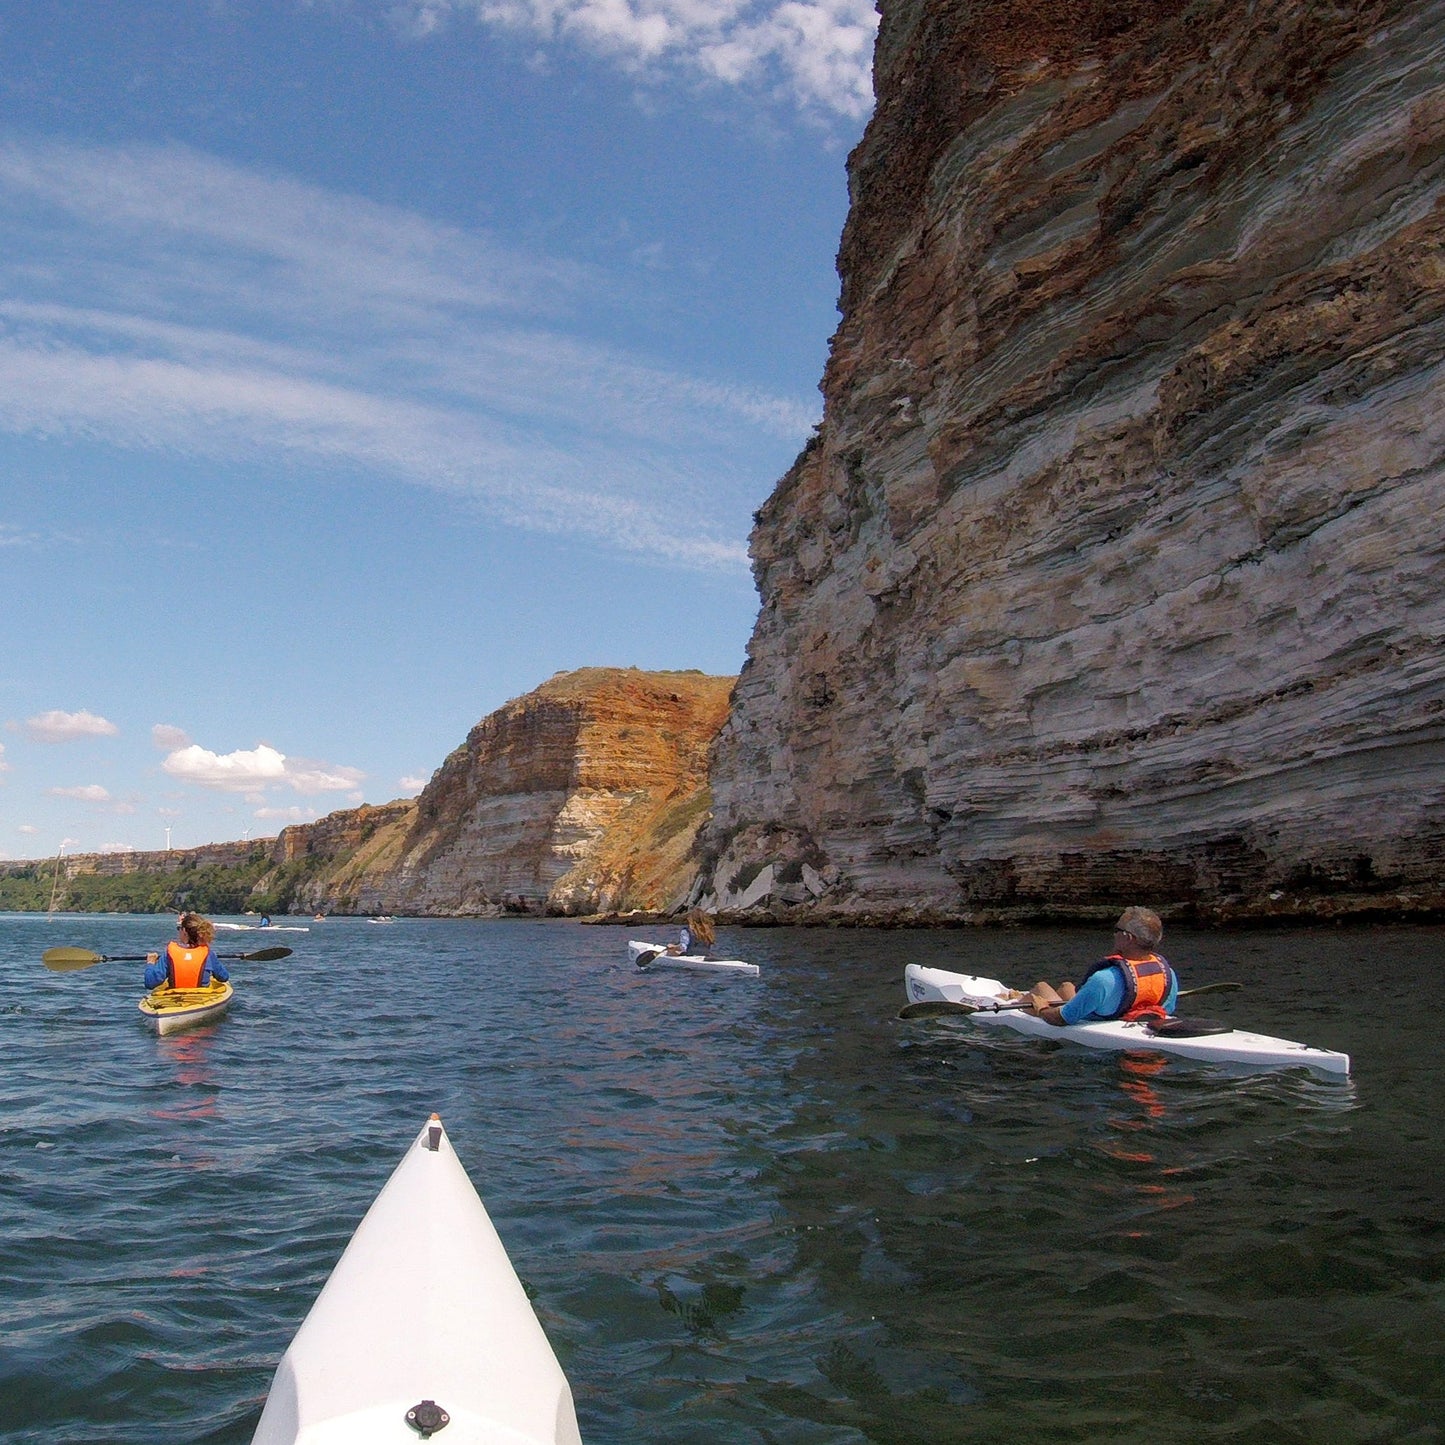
[667, 908, 716, 957]
[144, 912, 229, 990]
[1025, 907, 1177, 1026]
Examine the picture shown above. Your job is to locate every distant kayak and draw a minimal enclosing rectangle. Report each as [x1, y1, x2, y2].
[214, 922, 310, 933]
[138, 980, 233, 1035]
[903, 965, 1349, 1076]
[628, 940, 760, 977]
[251, 1114, 582, 1445]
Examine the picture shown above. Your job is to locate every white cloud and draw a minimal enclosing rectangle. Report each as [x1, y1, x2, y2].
[0, 137, 815, 571]
[0, 741, 7, 775]
[49, 783, 111, 802]
[254, 805, 318, 822]
[398, 775, 429, 793]
[161, 742, 365, 796]
[25, 709, 119, 743]
[416, 0, 878, 117]
[152, 723, 191, 750]
[18, 823, 38, 834]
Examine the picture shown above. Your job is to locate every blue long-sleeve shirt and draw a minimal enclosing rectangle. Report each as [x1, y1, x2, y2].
[144, 946, 229, 990]
[1059, 959, 1177, 1024]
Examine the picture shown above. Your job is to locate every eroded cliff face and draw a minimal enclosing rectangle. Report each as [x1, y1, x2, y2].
[287, 668, 734, 916]
[698, 0, 1445, 923]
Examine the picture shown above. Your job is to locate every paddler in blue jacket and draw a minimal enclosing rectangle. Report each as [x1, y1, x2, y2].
[1026, 907, 1178, 1026]
[144, 911, 229, 989]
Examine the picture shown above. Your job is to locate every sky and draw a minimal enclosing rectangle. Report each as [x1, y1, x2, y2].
[0, 0, 876, 859]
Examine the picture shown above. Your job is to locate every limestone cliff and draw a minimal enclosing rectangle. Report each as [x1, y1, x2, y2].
[697, 0, 1445, 923]
[285, 668, 734, 916]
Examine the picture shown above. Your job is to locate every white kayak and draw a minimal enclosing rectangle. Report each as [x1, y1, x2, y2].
[627, 940, 760, 977]
[903, 965, 1350, 1076]
[215, 922, 311, 933]
[252, 1114, 582, 1445]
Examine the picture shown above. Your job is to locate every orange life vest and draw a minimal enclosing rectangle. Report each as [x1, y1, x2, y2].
[1082, 951, 1175, 1020]
[1113, 952, 1173, 1020]
[165, 941, 211, 989]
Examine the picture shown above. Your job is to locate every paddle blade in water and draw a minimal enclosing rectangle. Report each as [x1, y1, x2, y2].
[897, 999, 979, 1019]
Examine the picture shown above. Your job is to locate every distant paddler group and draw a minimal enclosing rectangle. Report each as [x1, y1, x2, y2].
[42, 910, 292, 1035]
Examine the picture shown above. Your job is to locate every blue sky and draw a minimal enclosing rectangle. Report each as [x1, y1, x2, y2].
[0, 0, 875, 859]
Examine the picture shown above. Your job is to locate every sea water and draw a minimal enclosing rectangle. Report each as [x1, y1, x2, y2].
[0, 914, 1439, 1443]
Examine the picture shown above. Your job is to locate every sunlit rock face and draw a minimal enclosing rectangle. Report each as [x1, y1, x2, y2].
[698, 0, 1445, 923]
[291, 668, 734, 917]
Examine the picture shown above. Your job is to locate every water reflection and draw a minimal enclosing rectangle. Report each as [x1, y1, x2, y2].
[150, 1028, 222, 1123]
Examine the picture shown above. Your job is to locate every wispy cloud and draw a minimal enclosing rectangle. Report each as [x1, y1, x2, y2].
[151, 723, 192, 750]
[0, 136, 816, 569]
[48, 783, 111, 802]
[254, 805, 319, 822]
[399, 1, 878, 118]
[161, 741, 365, 796]
[25, 709, 119, 743]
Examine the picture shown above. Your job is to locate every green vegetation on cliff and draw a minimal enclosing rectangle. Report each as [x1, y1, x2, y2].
[0, 852, 330, 916]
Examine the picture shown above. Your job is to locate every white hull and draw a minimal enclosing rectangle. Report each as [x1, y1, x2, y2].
[252, 1115, 582, 1445]
[628, 940, 759, 976]
[904, 965, 1350, 1076]
[215, 922, 310, 932]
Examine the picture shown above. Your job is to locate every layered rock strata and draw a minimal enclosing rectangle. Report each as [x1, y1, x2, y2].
[697, 0, 1445, 923]
[286, 668, 734, 916]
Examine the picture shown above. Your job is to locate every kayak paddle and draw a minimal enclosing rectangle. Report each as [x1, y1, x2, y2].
[42, 945, 293, 972]
[897, 979, 1243, 1020]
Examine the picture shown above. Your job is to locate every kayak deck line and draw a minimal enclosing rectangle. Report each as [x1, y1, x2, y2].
[903, 965, 1350, 1077]
[137, 980, 233, 1035]
[627, 940, 760, 977]
[252, 1113, 583, 1445]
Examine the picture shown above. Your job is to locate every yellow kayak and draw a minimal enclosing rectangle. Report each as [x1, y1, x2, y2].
[138, 980, 233, 1034]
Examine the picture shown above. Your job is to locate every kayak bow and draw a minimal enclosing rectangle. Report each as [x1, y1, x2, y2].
[903, 965, 1350, 1076]
[252, 1114, 582, 1445]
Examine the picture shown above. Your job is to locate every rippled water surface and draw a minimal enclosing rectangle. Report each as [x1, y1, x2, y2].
[1, 914, 1440, 1443]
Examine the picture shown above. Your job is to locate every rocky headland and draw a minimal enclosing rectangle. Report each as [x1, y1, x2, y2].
[4, 668, 733, 918]
[279, 667, 734, 917]
[692, 0, 1445, 925]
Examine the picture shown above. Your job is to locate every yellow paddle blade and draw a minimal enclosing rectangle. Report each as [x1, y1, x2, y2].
[42, 947, 108, 971]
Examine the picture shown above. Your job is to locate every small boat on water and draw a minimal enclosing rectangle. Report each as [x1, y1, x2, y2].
[215, 922, 310, 933]
[251, 1114, 582, 1445]
[627, 940, 760, 977]
[138, 980, 233, 1034]
[903, 965, 1350, 1076]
